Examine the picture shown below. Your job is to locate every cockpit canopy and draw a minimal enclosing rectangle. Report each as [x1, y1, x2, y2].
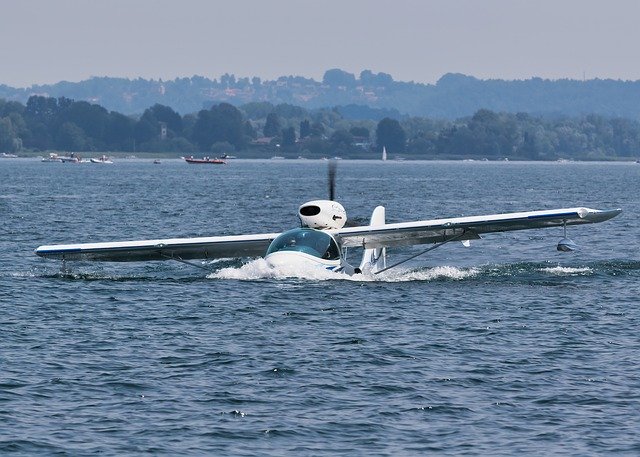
[266, 228, 341, 260]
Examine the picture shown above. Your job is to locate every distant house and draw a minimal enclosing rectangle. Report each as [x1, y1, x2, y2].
[352, 136, 372, 149]
[251, 137, 274, 145]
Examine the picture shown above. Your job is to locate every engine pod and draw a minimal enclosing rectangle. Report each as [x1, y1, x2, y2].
[298, 200, 347, 230]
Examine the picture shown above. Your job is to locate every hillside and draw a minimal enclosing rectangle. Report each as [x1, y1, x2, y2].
[2, 70, 640, 119]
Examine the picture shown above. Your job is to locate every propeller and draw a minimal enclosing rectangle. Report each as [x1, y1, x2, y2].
[326, 160, 368, 227]
[328, 159, 337, 201]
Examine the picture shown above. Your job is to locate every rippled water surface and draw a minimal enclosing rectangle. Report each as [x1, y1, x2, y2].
[1, 159, 639, 455]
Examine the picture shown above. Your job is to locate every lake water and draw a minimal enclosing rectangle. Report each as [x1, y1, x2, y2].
[1, 158, 639, 455]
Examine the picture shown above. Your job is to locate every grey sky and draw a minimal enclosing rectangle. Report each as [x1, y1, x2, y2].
[2, 0, 639, 87]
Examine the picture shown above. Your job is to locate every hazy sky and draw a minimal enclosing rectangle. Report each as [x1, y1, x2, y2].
[2, 0, 640, 87]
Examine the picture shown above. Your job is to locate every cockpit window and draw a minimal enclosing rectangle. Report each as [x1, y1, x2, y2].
[266, 228, 341, 260]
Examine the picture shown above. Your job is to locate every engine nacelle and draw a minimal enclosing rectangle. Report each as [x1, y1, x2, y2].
[298, 200, 347, 230]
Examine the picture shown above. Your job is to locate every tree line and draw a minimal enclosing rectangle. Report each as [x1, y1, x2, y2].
[4, 70, 640, 120]
[1, 96, 640, 160]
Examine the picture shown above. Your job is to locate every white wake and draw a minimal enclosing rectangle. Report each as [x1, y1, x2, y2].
[540, 266, 593, 276]
[208, 259, 479, 282]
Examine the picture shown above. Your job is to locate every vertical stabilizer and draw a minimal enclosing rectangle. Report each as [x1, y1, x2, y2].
[359, 206, 386, 273]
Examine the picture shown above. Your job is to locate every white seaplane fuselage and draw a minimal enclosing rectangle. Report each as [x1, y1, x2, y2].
[263, 227, 357, 274]
[265, 249, 343, 272]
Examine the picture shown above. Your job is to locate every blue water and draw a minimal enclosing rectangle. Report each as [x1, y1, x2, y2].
[1, 158, 639, 455]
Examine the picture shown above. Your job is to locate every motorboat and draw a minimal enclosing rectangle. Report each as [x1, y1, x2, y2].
[184, 156, 226, 164]
[90, 155, 114, 164]
[42, 153, 62, 162]
[60, 153, 82, 163]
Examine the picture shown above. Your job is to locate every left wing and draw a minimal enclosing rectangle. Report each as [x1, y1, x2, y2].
[35, 232, 280, 262]
[333, 207, 621, 249]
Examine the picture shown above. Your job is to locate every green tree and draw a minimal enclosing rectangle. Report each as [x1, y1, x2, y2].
[0, 100, 24, 117]
[141, 137, 195, 153]
[359, 70, 393, 87]
[25, 96, 59, 124]
[23, 121, 51, 150]
[7, 112, 27, 137]
[0, 117, 18, 152]
[300, 119, 311, 139]
[241, 102, 274, 120]
[349, 126, 369, 139]
[376, 117, 406, 153]
[192, 103, 246, 151]
[211, 141, 234, 154]
[263, 112, 282, 137]
[105, 111, 135, 151]
[56, 122, 88, 151]
[303, 137, 331, 156]
[282, 126, 296, 147]
[134, 118, 158, 145]
[323, 69, 357, 87]
[310, 121, 325, 138]
[62, 101, 108, 145]
[274, 103, 307, 119]
[244, 121, 257, 139]
[142, 104, 183, 135]
[330, 129, 355, 155]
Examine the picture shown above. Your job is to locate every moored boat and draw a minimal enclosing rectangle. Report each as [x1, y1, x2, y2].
[184, 156, 226, 164]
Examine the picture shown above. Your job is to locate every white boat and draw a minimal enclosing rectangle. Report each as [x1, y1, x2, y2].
[382, 146, 387, 161]
[1, 153, 18, 158]
[42, 153, 62, 162]
[59, 153, 83, 163]
[90, 155, 114, 164]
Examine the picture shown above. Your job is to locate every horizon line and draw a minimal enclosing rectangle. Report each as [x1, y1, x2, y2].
[4, 71, 640, 90]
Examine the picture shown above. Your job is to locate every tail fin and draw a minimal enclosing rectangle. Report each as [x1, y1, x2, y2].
[359, 206, 386, 274]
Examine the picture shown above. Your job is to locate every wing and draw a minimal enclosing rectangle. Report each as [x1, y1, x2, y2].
[35, 232, 280, 262]
[333, 207, 621, 249]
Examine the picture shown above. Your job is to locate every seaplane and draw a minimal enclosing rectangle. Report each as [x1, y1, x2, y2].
[35, 163, 621, 276]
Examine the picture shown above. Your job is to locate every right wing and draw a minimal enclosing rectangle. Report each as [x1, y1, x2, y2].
[333, 207, 621, 249]
[35, 232, 281, 262]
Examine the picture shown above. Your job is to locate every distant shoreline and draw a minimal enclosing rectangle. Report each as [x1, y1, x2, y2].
[9, 151, 639, 163]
